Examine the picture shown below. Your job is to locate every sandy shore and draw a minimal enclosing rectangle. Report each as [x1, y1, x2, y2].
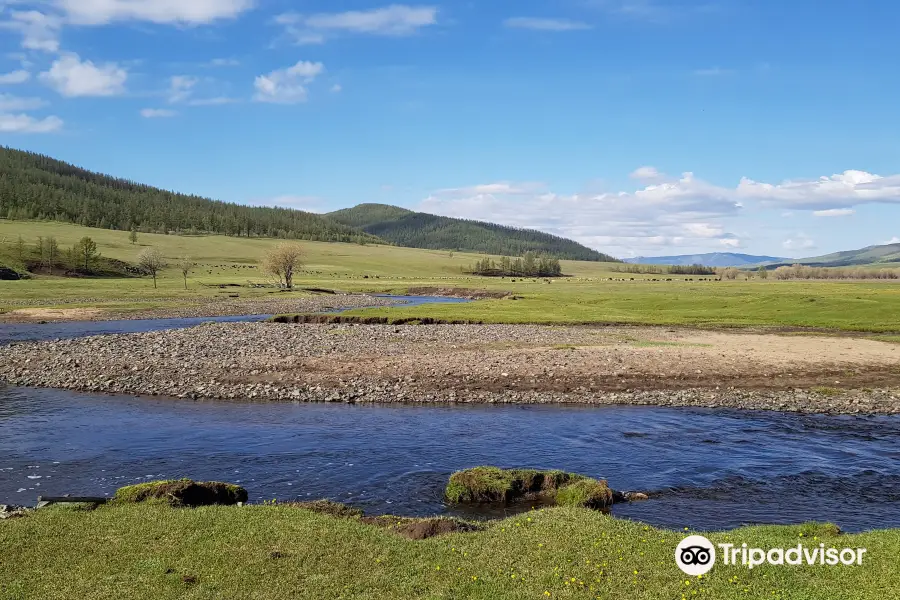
[2, 322, 899, 414]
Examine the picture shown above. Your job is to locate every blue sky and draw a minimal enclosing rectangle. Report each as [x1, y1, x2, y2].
[1, 0, 898, 258]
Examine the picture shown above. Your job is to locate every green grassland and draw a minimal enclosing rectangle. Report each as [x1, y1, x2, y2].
[3, 220, 900, 332]
[1, 504, 895, 600]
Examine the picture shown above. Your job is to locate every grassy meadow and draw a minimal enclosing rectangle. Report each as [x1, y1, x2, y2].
[3, 219, 900, 332]
[1, 504, 896, 600]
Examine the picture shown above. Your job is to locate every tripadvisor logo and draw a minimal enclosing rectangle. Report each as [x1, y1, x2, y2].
[675, 535, 868, 574]
[676, 536, 717, 576]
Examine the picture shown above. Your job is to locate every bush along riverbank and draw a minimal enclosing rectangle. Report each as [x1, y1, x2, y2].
[1, 475, 897, 599]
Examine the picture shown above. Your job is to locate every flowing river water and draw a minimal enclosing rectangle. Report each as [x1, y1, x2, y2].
[1, 297, 898, 533]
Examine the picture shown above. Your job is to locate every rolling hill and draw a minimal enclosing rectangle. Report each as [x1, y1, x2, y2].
[777, 243, 900, 268]
[326, 203, 617, 262]
[624, 253, 788, 267]
[0, 147, 381, 245]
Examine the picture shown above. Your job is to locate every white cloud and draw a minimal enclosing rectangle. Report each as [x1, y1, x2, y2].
[330, 83, 342, 93]
[813, 208, 855, 217]
[57, 0, 255, 26]
[783, 234, 816, 252]
[630, 165, 667, 183]
[140, 108, 177, 118]
[0, 93, 46, 111]
[276, 5, 437, 44]
[503, 17, 592, 31]
[0, 70, 31, 84]
[254, 60, 324, 104]
[882, 237, 900, 245]
[168, 75, 198, 103]
[39, 53, 127, 97]
[420, 172, 744, 256]
[0, 112, 63, 133]
[418, 167, 900, 255]
[736, 170, 900, 209]
[0, 10, 62, 52]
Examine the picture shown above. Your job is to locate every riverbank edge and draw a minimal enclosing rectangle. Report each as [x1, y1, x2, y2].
[1, 503, 897, 599]
[3, 377, 898, 415]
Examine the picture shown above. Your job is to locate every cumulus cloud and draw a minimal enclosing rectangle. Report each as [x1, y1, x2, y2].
[783, 234, 816, 252]
[0, 93, 46, 111]
[140, 108, 177, 118]
[39, 53, 127, 97]
[0, 70, 31, 84]
[0, 112, 63, 133]
[420, 172, 744, 255]
[882, 236, 900, 245]
[0, 10, 62, 52]
[276, 5, 437, 44]
[813, 208, 855, 217]
[503, 17, 592, 31]
[736, 170, 900, 209]
[254, 60, 324, 104]
[57, 0, 254, 26]
[418, 166, 900, 255]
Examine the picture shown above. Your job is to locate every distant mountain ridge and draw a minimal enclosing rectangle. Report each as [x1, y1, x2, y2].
[625, 253, 788, 267]
[325, 203, 618, 262]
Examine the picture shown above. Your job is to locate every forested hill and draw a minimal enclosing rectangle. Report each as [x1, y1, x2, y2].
[326, 204, 618, 262]
[0, 147, 381, 244]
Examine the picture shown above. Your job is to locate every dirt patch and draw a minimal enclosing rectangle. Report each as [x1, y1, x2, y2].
[9, 308, 105, 321]
[361, 516, 484, 540]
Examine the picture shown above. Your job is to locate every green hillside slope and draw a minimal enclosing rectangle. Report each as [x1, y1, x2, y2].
[0, 147, 381, 245]
[791, 243, 900, 267]
[327, 203, 618, 262]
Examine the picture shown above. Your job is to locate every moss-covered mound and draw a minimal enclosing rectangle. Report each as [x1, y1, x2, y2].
[446, 467, 617, 510]
[555, 479, 614, 509]
[114, 479, 248, 508]
[445, 467, 584, 504]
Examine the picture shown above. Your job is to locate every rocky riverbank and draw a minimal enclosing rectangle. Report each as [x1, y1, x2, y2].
[1, 322, 899, 414]
[0, 293, 401, 323]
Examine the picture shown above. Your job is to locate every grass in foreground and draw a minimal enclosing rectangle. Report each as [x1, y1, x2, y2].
[0, 505, 896, 599]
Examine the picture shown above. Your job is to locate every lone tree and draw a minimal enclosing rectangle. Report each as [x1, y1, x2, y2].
[138, 247, 166, 289]
[263, 242, 303, 289]
[179, 256, 195, 290]
[129, 227, 138, 245]
[75, 237, 98, 271]
[758, 265, 769, 279]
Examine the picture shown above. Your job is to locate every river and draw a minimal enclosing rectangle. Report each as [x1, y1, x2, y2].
[1, 298, 898, 533]
[1, 386, 897, 532]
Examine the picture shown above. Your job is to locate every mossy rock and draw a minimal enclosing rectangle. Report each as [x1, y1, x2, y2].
[114, 479, 248, 508]
[445, 466, 584, 504]
[555, 479, 614, 510]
